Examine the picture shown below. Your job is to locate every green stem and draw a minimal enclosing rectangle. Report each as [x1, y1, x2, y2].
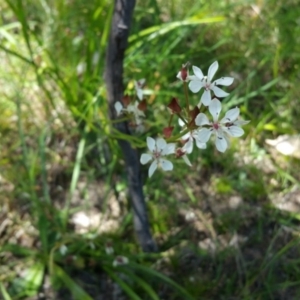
[167, 128, 190, 143]
[177, 112, 188, 126]
[168, 114, 174, 127]
[183, 81, 190, 116]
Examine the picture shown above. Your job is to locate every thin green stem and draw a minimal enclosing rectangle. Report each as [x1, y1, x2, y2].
[177, 112, 188, 126]
[183, 81, 190, 116]
[168, 114, 174, 127]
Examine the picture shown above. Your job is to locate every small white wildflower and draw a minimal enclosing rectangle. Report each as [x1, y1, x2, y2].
[113, 256, 129, 267]
[195, 98, 249, 152]
[178, 118, 206, 154]
[189, 61, 234, 106]
[114, 101, 145, 126]
[59, 245, 68, 256]
[140, 137, 175, 178]
[105, 242, 114, 255]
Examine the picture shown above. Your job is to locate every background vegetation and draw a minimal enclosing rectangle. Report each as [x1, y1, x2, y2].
[0, 0, 300, 299]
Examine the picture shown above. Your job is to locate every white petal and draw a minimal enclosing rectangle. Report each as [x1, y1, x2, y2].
[176, 71, 182, 80]
[114, 102, 123, 115]
[207, 61, 218, 82]
[214, 77, 234, 86]
[189, 80, 202, 93]
[211, 85, 229, 98]
[197, 128, 213, 143]
[149, 160, 158, 178]
[195, 113, 210, 126]
[140, 153, 152, 165]
[162, 143, 176, 155]
[187, 75, 197, 81]
[192, 66, 204, 79]
[137, 78, 145, 86]
[59, 245, 68, 255]
[134, 80, 145, 100]
[147, 137, 156, 152]
[234, 120, 250, 126]
[220, 107, 240, 123]
[182, 138, 193, 154]
[195, 138, 206, 149]
[178, 118, 185, 127]
[209, 99, 222, 121]
[159, 159, 173, 171]
[191, 130, 199, 139]
[136, 89, 143, 100]
[181, 131, 190, 140]
[224, 134, 231, 147]
[215, 135, 228, 152]
[156, 138, 167, 152]
[201, 90, 212, 106]
[182, 155, 192, 167]
[225, 125, 244, 137]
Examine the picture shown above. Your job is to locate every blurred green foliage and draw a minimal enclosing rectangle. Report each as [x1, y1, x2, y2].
[0, 0, 300, 299]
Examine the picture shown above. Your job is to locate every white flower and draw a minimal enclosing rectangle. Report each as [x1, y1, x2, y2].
[114, 101, 145, 125]
[134, 79, 145, 100]
[59, 245, 68, 256]
[195, 99, 249, 152]
[189, 61, 234, 106]
[105, 242, 114, 255]
[127, 101, 145, 120]
[113, 256, 129, 267]
[140, 137, 175, 178]
[178, 119, 206, 154]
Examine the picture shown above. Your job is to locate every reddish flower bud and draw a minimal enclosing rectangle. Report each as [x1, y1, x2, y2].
[122, 95, 131, 107]
[138, 99, 147, 111]
[181, 66, 188, 81]
[167, 98, 182, 114]
[163, 126, 174, 138]
[175, 148, 186, 158]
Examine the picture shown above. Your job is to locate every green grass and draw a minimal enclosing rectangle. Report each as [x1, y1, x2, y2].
[0, 0, 300, 299]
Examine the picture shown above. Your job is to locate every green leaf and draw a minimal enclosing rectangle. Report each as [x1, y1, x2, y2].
[9, 262, 44, 298]
[130, 263, 195, 300]
[0, 244, 37, 257]
[51, 264, 93, 300]
[129, 16, 225, 43]
[0, 282, 13, 300]
[119, 268, 160, 300]
[103, 266, 143, 300]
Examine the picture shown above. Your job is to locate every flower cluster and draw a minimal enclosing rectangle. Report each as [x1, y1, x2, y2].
[115, 62, 250, 178]
[114, 79, 147, 131]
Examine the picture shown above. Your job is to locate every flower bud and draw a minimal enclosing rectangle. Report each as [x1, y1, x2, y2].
[122, 94, 131, 107]
[163, 126, 174, 138]
[167, 97, 182, 114]
[180, 65, 188, 81]
[138, 99, 147, 111]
